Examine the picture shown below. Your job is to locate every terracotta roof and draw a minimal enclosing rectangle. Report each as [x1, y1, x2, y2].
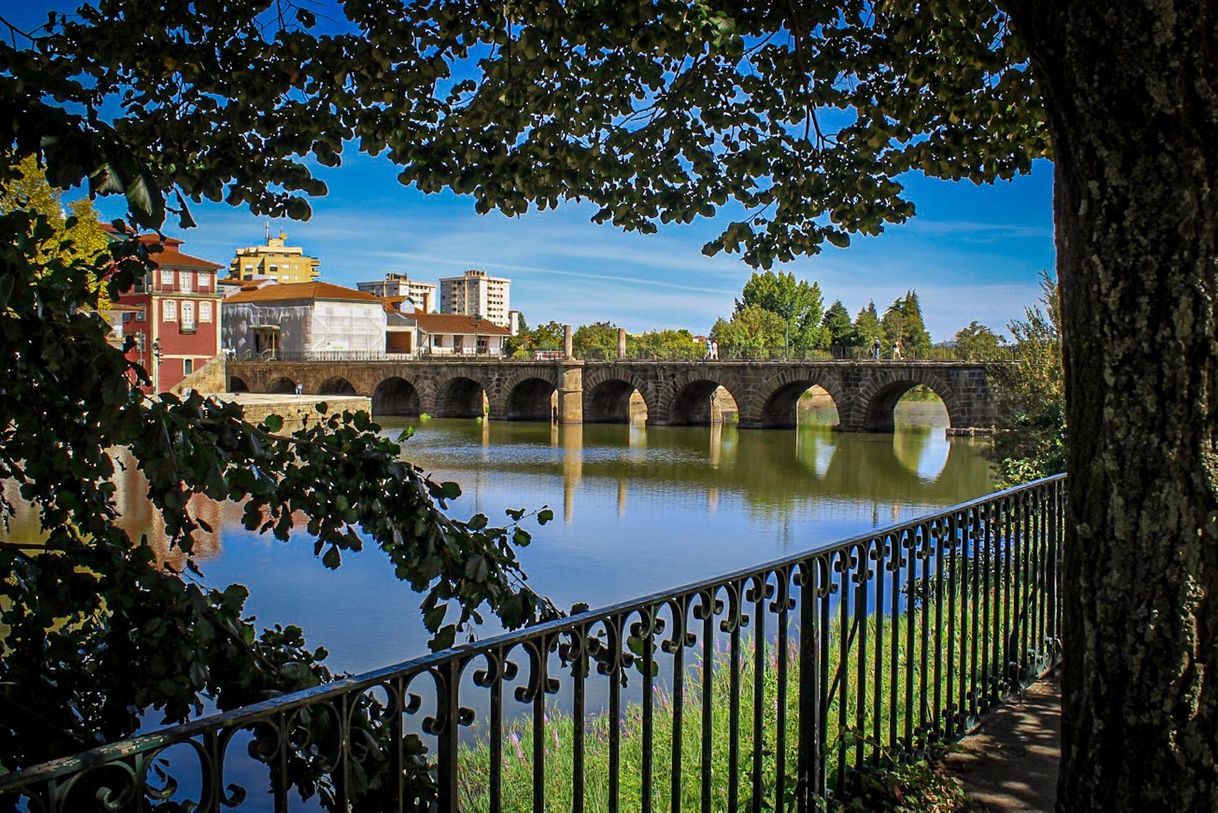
[410, 312, 511, 336]
[382, 295, 414, 313]
[224, 281, 382, 305]
[138, 235, 223, 271]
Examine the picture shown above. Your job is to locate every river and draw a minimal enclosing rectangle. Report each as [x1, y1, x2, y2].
[2, 398, 994, 675]
[89, 397, 986, 675]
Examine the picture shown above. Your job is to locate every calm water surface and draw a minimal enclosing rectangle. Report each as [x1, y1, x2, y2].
[177, 400, 993, 674]
[3, 401, 993, 674]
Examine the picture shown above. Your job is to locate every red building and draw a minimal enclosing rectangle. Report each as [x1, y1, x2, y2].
[114, 236, 224, 392]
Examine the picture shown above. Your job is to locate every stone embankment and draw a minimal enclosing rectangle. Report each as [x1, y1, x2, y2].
[211, 393, 371, 430]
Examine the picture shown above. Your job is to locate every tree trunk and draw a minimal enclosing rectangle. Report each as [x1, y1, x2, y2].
[1001, 3, 1218, 809]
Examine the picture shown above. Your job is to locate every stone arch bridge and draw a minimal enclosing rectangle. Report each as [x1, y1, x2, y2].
[227, 359, 999, 433]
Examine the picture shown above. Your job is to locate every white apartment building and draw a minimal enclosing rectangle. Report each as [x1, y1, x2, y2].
[439, 269, 511, 328]
[357, 273, 437, 313]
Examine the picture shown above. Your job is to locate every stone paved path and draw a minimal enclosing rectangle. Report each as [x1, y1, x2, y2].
[942, 675, 1061, 812]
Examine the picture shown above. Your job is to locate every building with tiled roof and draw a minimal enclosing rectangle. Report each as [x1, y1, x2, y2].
[112, 236, 225, 392]
[222, 280, 387, 360]
[223, 281, 381, 305]
[407, 311, 510, 357]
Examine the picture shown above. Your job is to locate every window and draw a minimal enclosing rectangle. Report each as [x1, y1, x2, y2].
[180, 301, 196, 332]
[136, 308, 144, 322]
[163, 300, 177, 321]
[160, 268, 174, 287]
[121, 311, 133, 323]
[183, 359, 193, 375]
[199, 301, 213, 322]
[180, 270, 193, 293]
[198, 272, 210, 290]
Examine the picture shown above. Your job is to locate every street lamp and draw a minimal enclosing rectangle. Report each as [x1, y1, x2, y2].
[151, 338, 163, 393]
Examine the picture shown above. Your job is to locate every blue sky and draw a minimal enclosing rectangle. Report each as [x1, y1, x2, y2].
[145, 154, 1054, 341]
[11, 2, 1056, 341]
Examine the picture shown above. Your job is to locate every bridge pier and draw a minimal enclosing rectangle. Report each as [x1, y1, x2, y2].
[557, 362, 584, 424]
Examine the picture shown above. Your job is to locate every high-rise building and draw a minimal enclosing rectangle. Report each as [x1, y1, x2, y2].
[439, 269, 511, 328]
[357, 273, 437, 313]
[229, 229, 320, 284]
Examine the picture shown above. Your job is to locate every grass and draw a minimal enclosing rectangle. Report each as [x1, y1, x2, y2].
[455, 581, 1034, 810]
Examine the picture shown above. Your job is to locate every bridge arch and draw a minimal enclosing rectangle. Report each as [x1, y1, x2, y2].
[319, 376, 357, 396]
[504, 376, 557, 421]
[435, 375, 488, 418]
[228, 376, 250, 393]
[745, 369, 846, 428]
[656, 372, 743, 426]
[582, 368, 655, 423]
[372, 377, 422, 416]
[267, 376, 296, 394]
[854, 370, 964, 433]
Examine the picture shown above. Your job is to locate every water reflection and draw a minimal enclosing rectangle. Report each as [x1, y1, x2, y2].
[4, 401, 994, 673]
[395, 405, 989, 525]
[1, 452, 226, 570]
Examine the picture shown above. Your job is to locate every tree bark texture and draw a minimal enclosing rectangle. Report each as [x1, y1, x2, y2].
[1003, 2, 1218, 809]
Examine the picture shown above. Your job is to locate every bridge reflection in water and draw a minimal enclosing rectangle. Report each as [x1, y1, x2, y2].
[392, 399, 986, 532]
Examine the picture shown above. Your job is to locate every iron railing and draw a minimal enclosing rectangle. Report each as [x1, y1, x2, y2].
[0, 475, 1064, 812]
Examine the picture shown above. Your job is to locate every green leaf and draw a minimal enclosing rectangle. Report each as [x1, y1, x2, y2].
[429, 625, 456, 651]
[424, 605, 446, 630]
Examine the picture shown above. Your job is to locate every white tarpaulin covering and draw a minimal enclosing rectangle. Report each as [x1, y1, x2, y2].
[223, 300, 386, 357]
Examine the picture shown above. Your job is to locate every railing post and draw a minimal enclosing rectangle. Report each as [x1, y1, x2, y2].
[796, 562, 822, 812]
[1048, 479, 1061, 656]
[436, 659, 461, 812]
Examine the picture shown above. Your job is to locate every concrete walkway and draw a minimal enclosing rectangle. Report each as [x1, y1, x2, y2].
[942, 675, 1061, 812]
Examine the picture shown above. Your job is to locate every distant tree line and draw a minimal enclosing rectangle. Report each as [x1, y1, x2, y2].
[520, 269, 1015, 362]
[707, 269, 1011, 360]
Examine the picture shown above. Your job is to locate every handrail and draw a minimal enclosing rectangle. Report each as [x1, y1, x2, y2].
[1, 474, 1066, 811]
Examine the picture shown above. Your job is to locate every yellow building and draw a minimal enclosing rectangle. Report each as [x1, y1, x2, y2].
[229, 230, 320, 284]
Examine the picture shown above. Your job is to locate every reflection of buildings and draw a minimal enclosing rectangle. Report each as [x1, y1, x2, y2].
[112, 452, 222, 570]
[1, 448, 330, 577]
